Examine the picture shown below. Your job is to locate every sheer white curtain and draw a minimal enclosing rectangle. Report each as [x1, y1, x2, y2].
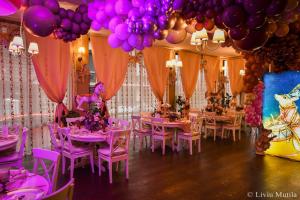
[106, 55, 157, 120]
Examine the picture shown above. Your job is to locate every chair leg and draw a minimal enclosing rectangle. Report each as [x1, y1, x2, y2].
[214, 129, 216, 141]
[139, 135, 143, 151]
[221, 128, 225, 139]
[126, 159, 129, 180]
[145, 136, 148, 148]
[62, 156, 66, 175]
[189, 139, 193, 155]
[162, 139, 166, 155]
[152, 137, 155, 152]
[238, 129, 241, 140]
[172, 137, 175, 151]
[116, 162, 119, 172]
[177, 138, 180, 152]
[133, 134, 136, 150]
[109, 161, 113, 184]
[90, 153, 94, 173]
[205, 128, 207, 139]
[70, 158, 75, 179]
[233, 130, 236, 142]
[98, 157, 102, 176]
[198, 138, 201, 153]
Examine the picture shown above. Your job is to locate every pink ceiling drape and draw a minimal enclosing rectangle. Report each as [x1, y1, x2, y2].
[204, 55, 220, 94]
[179, 51, 200, 100]
[227, 57, 245, 96]
[90, 35, 129, 101]
[143, 47, 170, 102]
[26, 31, 70, 123]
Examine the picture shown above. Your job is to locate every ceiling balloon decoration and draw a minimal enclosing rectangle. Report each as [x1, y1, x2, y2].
[88, 0, 185, 51]
[22, 0, 91, 42]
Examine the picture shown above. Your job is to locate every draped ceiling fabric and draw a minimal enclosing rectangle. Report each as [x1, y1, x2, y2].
[143, 47, 170, 102]
[90, 35, 129, 100]
[26, 31, 70, 123]
[227, 57, 245, 96]
[179, 51, 200, 100]
[204, 55, 220, 94]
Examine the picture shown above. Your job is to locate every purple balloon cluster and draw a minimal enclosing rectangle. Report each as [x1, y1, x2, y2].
[88, 0, 183, 52]
[54, 4, 91, 42]
[23, 0, 91, 42]
[182, 0, 290, 51]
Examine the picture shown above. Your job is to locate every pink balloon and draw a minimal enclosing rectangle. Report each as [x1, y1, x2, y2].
[105, 0, 116, 16]
[122, 40, 134, 52]
[115, 23, 130, 40]
[108, 16, 123, 32]
[91, 21, 102, 31]
[96, 10, 107, 23]
[132, 0, 144, 7]
[115, 0, 132, 15]
[108, 33, 122, 48]
[128, 34, 143, 48]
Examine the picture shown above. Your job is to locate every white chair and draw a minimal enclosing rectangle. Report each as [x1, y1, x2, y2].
[119, 119, 131, 130]
[151, 118, 174, 155]
[0, 127, 27, 168]
[132, 115, 152, 151]
[221, 113, 243, 141]
[43, 178, 74, 200]
[98, 129, 130, 184]
[48, 123, 61, 153]
[58, 127, 94, 179]
[204, 116, 222, 141]
[177, 117, 202, 155]
[32, 148, 60, 193]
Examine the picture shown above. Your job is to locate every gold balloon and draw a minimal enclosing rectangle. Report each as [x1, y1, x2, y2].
[285, 0, 299, 11]
[275, 23, 289, 37]
[185, 22, 196, 33]
[173, 16, 187, 30]
[166, 29, 187, 44]
[266, 21, 277, 36]
[168, 15, 177, 29]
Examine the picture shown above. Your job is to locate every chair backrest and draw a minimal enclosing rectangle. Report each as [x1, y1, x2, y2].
[233, 113, 243, 126]
[108, 117, 119, 128]
[189, 113, 198, 121]
[131, 115, 141, 132]
[66, 117, 84, 127]
[151, 118, 165, 135]
[205, 116, 216, 126]
[108, 129, 130, 156]
[10, 124, 20, 135]
[43, 178, 74, 200]
[119, 119, 130, 130]
[18, 127, 28, 159]
[190, 117, 203, 133]
[32, 148, 60, 193]
[57, 127, 74, 153]
[1, 125, 8, 136]
[48, 123, 60, 150]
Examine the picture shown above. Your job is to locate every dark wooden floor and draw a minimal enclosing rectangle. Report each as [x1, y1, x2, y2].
[27, 134, 300, 200]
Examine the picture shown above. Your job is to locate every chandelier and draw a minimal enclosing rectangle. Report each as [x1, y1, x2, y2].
[166, 52, 183, 68]
[190, 28, 225, 52]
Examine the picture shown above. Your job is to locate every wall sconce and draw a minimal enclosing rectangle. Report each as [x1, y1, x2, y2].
[239, 69, 245, 76]
[77, 46, 85, 62]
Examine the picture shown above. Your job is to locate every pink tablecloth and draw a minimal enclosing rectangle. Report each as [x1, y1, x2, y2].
[0, 135, 18, 152]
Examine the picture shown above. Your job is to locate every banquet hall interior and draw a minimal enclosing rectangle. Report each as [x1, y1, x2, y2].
[0, 0, 300, 199]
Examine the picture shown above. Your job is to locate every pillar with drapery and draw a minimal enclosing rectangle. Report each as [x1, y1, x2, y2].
[90, 34, 129, 102]
[143, 46, 171, 102]
[178, 51, 201, 101]
[25, 31, 71, 123]
[227, 57, 245, 96]
[203, 55, 220, 95]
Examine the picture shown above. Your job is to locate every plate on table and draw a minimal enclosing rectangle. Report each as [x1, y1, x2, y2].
[4, 188, 45, 200]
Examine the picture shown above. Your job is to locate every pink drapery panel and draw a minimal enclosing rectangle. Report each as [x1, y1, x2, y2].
[227, 57, 245, 95]
[143, 47, 170, 102]
[204, 55, 220, 94]
[179, 51, 200, 100]
[25, 31, 70, 123]
[90, 35, 129, 100]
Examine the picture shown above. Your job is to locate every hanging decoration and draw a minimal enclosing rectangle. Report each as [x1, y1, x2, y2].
[0, 0, 21, 16]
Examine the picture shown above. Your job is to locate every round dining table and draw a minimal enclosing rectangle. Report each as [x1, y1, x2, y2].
[1, 171, 49, 200]
[0, 135, 18, 152]
[70, 128, 108, 143]
[141, 117, 191, 131]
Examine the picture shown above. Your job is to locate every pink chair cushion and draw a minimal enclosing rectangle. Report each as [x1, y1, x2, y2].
[63, 144, 91, 153]
[0, 152, 20, 163]
[98, 147, 126, 156]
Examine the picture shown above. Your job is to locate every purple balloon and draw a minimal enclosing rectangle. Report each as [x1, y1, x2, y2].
[243, 0, 271, 14]
[105, 1, 116, 16]
[214, 15, 225, 29]
[122, 40, 134, 52]
[266, 0, 287, 16]
[61, 18, 72, 31]
[128, 34, 143, 48]
[82, 13, 91, 24]
[88, 4, 98, 20]
[91, 21, 102, 31]
[153, 29, 168, 40]
[247, 14, 266, 29]
[23, 5, 56, 37]
[108, 33, 123, 48]
[115, 0, 132, 15]
[59, 8, 67, 18]
[222, 0, 234, 7]
[222, 5, 246, 28]
[96, 10, 107, 23]
[173, 0, 184, 10]
[145, 0, 158, 16]
[29, 0, 43, 6]
[115, 23, 130, 40]
[67, 9, 75, 20]
[132, 0, 144, 7]
[78, 4, 88, 14]
[72, 23, 80, 34]
[74, 12, 82, 24]
[205, 9, 216, 19]
[143, 34, 154, 47]
[229, 26, 249, 40]
[55, 15, 61, 26]
[108, 16, 123, 32]
[158, 15, 168, 29]
[80, 23, 90, 34]
[43, 0, 60, 14]
[128, 8, 141, 19]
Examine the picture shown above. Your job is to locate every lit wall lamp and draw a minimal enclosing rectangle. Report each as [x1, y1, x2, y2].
[166, 52, 183, 68]
[239, 69, 245, 76]
[77, 46, 85, 62]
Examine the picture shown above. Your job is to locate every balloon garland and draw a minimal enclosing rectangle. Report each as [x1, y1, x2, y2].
[22, 0, 91, 42]
[88, 0, 185, 51]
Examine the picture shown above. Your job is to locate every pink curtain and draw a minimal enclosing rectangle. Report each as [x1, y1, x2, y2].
[179, 51, 200, 100]
[227, 57, 245, 95]
[143, 47, 170, 102]
[204, 55, 220, 94]
[26, 31, 70, 123]
[90, 35, 129, 101]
